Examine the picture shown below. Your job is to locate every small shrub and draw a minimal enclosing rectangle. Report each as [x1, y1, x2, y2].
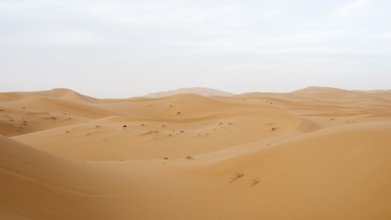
[164, 157, 168, 160]
[251, 178, 260, 186]
[230, 172, 245, 183]
[123, 125, 127, 128]
[186, 156, 193, 160]
[271, 127, 277, 131]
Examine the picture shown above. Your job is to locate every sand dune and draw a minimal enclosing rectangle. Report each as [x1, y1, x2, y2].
[12, 93, 302, 160]
[144, 87, 233, 97]
[1, 87, 391, 219]
[0, 89, 118, 136]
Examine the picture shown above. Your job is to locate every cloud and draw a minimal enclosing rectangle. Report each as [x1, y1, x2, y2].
[366, 32, 391, 40]
[335, 0, 370, 16]
[49, 30, 103, 45]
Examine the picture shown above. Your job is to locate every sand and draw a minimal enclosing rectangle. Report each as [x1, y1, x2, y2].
[1, 87, 391, 219]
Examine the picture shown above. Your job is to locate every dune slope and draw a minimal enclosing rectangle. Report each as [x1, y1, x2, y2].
[0, 136, 132, 220]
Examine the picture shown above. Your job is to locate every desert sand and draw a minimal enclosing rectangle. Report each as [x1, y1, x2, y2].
[1, 87, 391, 220]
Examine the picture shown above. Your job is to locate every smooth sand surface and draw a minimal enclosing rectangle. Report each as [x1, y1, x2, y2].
[1, 87, 391, 219]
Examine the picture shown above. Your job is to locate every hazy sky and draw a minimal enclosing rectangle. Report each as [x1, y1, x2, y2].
[1, 0, 390, 98]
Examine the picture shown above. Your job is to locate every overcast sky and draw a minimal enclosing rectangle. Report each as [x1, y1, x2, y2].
[1, 0, 390, 98]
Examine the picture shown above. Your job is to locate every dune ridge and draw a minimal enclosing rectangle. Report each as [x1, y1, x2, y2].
[1, 87, 391, 219]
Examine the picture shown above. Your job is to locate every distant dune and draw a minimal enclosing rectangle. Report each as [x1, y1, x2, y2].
[1, 87, 391, 220]
[144, 87, 233, 97]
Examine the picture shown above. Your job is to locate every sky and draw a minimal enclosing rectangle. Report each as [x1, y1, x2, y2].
[1, 0, 391, 98]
